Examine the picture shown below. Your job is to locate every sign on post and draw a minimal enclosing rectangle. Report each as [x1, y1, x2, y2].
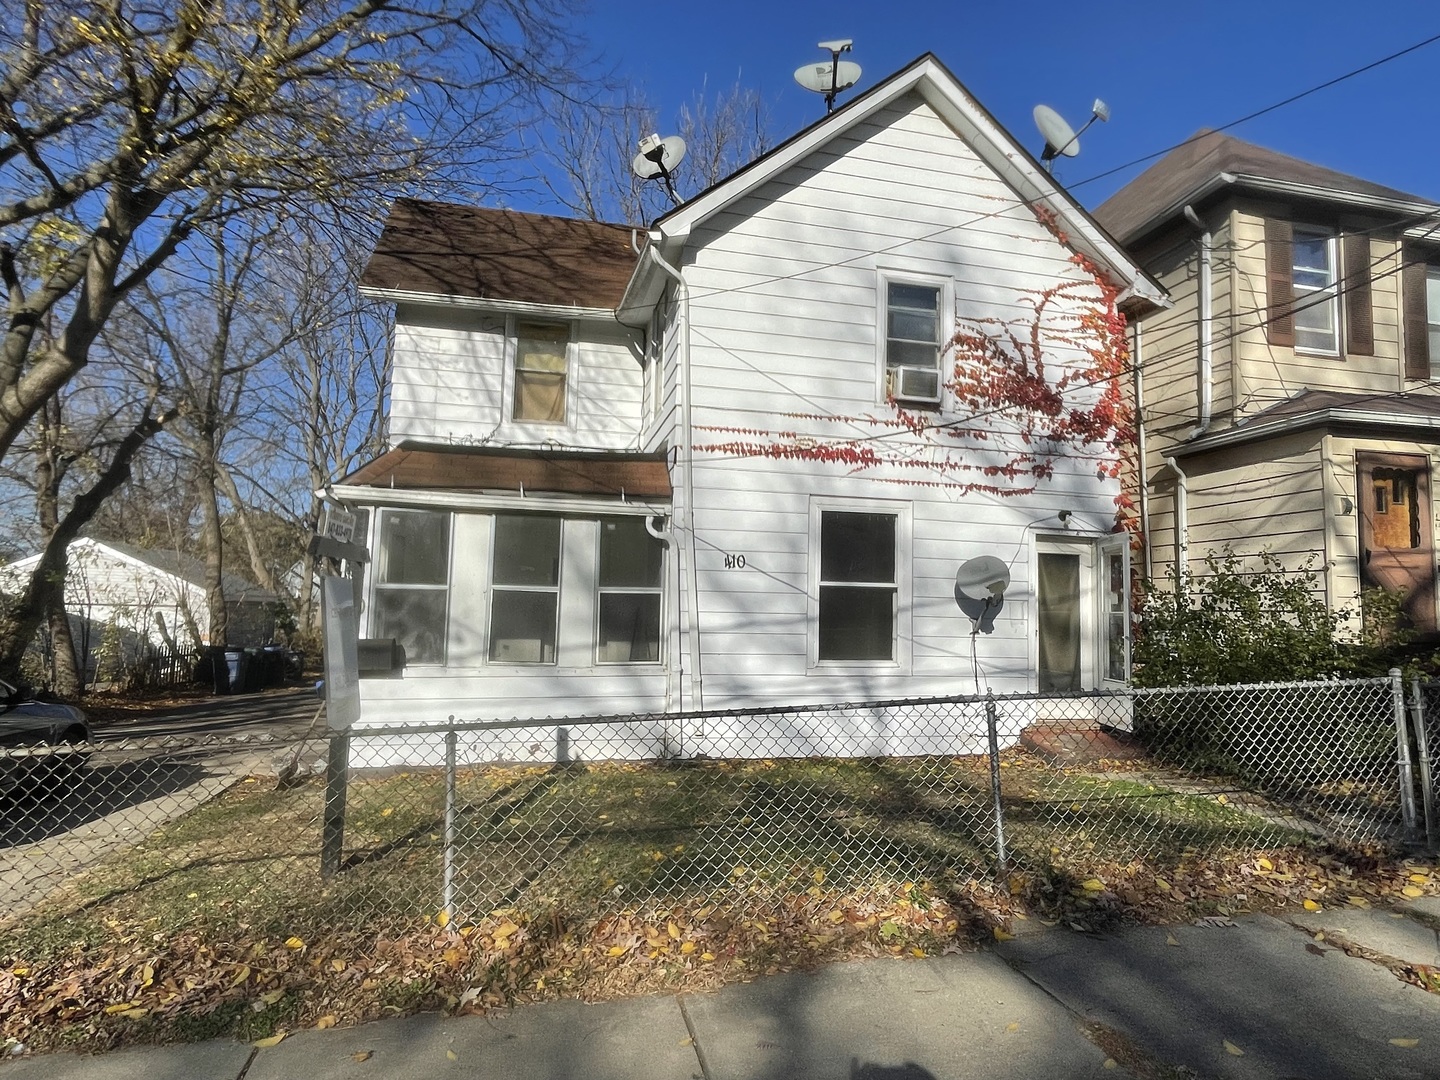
[322, 576, 361, 731]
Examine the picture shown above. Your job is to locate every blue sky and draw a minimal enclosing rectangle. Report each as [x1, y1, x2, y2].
[568, 1, 1439, 211]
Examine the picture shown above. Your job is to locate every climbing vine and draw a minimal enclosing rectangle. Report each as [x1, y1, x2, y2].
[691, 205, 1138, 533]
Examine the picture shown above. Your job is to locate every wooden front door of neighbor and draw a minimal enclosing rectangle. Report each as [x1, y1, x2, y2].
[1358, 452, 1436, 632]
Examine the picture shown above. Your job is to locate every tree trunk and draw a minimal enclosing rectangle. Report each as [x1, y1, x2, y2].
[0, 407, 177, 683]
[196, 456, 229, 647]
[46, 605, 82, 697]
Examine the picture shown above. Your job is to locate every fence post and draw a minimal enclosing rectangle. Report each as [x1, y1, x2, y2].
[1409, 677, 1437, 850]
[442, 728, 458, 925]
[320, 730, 350, 880]
[985, 691, 1008, 878]
[1391, 668, 1418, 840]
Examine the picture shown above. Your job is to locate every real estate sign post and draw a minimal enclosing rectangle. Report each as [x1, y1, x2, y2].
[321, 575, 361, 878]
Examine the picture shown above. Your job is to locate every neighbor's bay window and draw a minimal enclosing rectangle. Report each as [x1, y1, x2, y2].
[372, 509, 450, 665]
[489, 515, 562, 663]
[818, 510, 899, 662]
[596, 517, 664, 663]
[512, 321, 570, 423]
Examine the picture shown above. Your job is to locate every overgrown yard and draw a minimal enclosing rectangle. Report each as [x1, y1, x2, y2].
[3, 751, 1436, 1054]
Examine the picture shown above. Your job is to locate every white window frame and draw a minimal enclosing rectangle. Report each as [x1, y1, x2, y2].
[505, 316, 575, 428]
[368, 508, 452, 667]
[487, 513, 563, 665]
[594, 516, 666, 666]
[1032, 535, 1129, 692]
[1427, 265, 1440, 378]
[876, 270, 952, 407]
[1291, 226, 1340, 356]
[807, 497, 912, 672]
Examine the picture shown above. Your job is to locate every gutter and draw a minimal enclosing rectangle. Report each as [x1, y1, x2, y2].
[1170, 406, 1440, 458]
[326, 485, 670, 518]
[359, 286, 617, 322]
[642, 236, 705, 712]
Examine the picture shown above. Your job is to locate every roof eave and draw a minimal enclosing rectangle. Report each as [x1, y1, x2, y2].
[1173, 407, 1440, 456]
[1119, 172, 1440, 246]
[359, 285, 618, 322]
[329, 485, 670, 517]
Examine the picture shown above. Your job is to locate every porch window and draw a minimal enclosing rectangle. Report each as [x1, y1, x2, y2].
[371, 509, 450, 665]
[1103, 548, 1127, 682]
[489, 515, 561, 663]
[818, 511, 898, 661]
[512, 321, 569, 423]
[1429, 267, 1440, 372]
[596, 517, 664, 663]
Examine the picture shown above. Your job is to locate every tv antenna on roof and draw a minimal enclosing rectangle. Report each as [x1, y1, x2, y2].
[1032, 99, 1110, 172]
[631, 133, 687, 206]
[794, 39, 862, 115]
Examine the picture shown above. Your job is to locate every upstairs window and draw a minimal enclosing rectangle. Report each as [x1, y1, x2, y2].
[372, 509, 450, 665]
[1291, 227, 1339, 354]
[817, 510, 898, 662]
[1430, 267, 1440, 371]
[512, 321, 569, 423]
[884, 280, 943, 404]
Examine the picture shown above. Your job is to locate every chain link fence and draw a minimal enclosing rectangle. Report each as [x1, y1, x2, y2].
[2, 675, 1434, 931]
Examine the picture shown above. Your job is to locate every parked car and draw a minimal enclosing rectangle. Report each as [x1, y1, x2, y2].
[0, 678, 91, 798]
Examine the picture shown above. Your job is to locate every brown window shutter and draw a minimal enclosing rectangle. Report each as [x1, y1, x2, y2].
[1265, 218, 1295, 346]
[1343, 232, 1373, 356]
[1403, 251, 1431, 380]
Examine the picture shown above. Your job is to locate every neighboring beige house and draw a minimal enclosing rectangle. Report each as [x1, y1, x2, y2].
[1095, 131, 1440, 633]
[1, 538, 279, 670]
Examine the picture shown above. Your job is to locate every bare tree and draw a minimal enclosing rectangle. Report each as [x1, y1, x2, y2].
[536, 80, 775, 225]
[0, 0, 590, 464]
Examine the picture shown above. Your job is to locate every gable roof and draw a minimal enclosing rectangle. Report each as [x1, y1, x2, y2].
[620, 52, 1166, 321]
[1094, 130, 1439, 246]
[360, 199, 639, 311]
[4, 538, 278, 603]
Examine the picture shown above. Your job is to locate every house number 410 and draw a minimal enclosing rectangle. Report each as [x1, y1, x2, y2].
[723, 553, 747, 569]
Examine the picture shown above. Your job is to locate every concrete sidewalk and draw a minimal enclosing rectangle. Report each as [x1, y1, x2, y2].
[5, 903, 1439, 1080]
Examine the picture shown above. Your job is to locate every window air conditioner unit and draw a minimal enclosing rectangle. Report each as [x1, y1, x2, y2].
[887, 366, 941, 404]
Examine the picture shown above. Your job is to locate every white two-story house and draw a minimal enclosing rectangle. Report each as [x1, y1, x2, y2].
[335, 54, 1165, 739]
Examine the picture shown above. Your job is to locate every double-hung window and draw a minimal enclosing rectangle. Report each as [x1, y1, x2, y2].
[489, 515, 561, 663]
[512, 321, 570, 423]
[817, 510, 899, 662]
[1291, 227, 1339, 354]
[1429, 267, 1440, 371]
[371, 509, 450, 665]
[883, 279, 944, 404]
[596, 517, 664, 663]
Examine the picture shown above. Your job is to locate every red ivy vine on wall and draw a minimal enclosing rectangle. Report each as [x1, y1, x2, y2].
[691, 205, 1138, 533]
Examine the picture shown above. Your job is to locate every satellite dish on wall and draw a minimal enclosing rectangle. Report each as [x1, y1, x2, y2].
[1032, 99, 1111, 173]
[794, 39, 861, 114]
[631, 133, 687, 205]
[956, 556, 1012, 603]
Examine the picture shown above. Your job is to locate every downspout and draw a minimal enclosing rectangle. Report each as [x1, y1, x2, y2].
[644, 515, 678, 719]
[1133, 320, 1152, 581]
[645, 238, 704, 711]
[1161, 456, 1189, 585]
[1182, 205, 1213, 436]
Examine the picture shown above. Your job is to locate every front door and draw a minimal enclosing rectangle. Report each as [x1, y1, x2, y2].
[1035, 537, 1129, 691]
[1358, 452, 1436, 632]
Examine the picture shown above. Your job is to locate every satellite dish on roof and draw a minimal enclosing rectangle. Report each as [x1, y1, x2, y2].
[794, 39, 861, 114]
[631, 133, 687, 206]
[1033, 99, 1111, 173]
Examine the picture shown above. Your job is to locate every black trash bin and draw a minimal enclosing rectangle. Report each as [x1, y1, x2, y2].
[259, 645, 287, 687]
[224, 648, 249, 695]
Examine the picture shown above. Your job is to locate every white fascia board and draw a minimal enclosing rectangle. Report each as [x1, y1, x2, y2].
[615, 55, 1165, 313]
[616, 233, 687, 326]
[329, 484, 670, 518]
[360, 285, 618, 323]
[1174, 407, 1440, 456]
